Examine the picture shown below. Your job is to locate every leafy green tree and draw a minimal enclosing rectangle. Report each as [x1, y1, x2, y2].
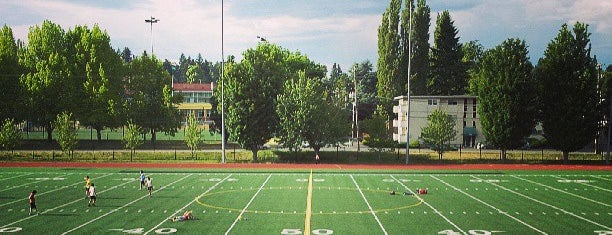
[0, 118, 21, 154]
[222, 43, 325, 161]
[362, 114, 395, 160]
[277, 71, 349, 155]
[376, 0, 402, 119]
[535, 22, 599, 163]
[0, 25, 23, 122]
[420, 109, 457, 160]
[19, 20, 71, 142]
[474, 38, 536, 160]
[54, 112, 77, 158]
[184, 113, 202, 158]
[67, 24, 126, 140]
[430, 11, 467, 95]
[186, 63, 203, 84]
[122, 120, 143, 161]
[126, 52, 181, 145]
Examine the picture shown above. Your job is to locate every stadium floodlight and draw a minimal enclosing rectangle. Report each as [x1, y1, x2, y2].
[145, 16, 160, 55]
[221, 0, 226, 163]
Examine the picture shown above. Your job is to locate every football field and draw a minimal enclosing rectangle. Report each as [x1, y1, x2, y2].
[0, 167, 610, 234]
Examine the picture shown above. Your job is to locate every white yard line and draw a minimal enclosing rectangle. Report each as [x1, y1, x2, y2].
[470, 175, 611, 231]
[0, 175, 136, 229]
[224, 174, 272, 235]
[390, 175, 467, 235]
[551, 175, 612, 193]
[143, 174, 234, 235]
[511, 175, 610, 207]
[589, 175, 611, 181]
[0, 173, 34, 182]
[304, 170, 313, 235]
[431, 175, 547, 235]
[0, 174, 71, 193]
[61, 174, 193, 235]
[350, 174, 388, 235]
[0, 173, 114, 208]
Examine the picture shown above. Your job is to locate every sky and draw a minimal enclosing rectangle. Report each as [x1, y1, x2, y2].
[1, 0, 610, 72]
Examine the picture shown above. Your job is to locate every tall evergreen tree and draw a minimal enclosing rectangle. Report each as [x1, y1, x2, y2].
[376, 0, 402, 120]
[410, 0, 431, 95]
[535, 22, 599, 163]
[474, 38, 536, 160]
[430, 11, 467, 95]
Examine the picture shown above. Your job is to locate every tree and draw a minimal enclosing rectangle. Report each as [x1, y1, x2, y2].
[67, 24, 126, 141]
[353, 61, 378, 121]
[19, 20, 71, 142]
[463, 40, 484, 94]
[126, 52, 181, 145]
[376, 0, 402, 120]
[399, 0, 414, 96]
[410, 0, 431, 95]
[420, 109, 457, 160]
[54, 112, 78, 158]
[277, 71, 349, 155]
[120, 47, 133, 64]
[0, 25, 23, 122]
[362, 114, 395, 161]
[430, 11, 467, 95]
[123, 120, 143, 161]
[474, 38, 536, 160]
[535, 22, 599, 163]
[184, 113, 202, 158]
[222, 42, 325, 161]
[0, 118, 21, 154]
[186, 63, 203, 84]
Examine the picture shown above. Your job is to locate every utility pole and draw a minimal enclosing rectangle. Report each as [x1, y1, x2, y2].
[145, 16, 159, 55]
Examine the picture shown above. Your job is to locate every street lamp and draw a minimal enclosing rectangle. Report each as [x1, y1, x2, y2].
[221, 0, 226, 163]
[145, 16, 160, 55]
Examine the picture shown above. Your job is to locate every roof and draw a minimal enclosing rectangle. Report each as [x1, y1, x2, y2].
[394, 95, 477, 100]
[172, 82, 215, 92]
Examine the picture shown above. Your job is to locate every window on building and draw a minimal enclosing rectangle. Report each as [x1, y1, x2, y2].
[448, 100, 457, 105]
[473, 121, 476, 127]
[463, 121, 466, 127]
[428, 99, 438, 106]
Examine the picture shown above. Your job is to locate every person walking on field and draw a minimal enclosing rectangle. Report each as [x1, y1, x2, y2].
[139, 170, 145, 190]
[28, 190, 38, 215]
[84, 175, 91, 198]
[88, 183, 96, 207]
[315, 153, 320, 164]
[146, 177, 153, 197]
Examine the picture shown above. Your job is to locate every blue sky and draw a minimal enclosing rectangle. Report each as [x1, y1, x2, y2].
[2, 0, 610, 72]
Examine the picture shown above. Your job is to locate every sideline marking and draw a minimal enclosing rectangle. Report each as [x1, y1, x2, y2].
[224, 174, 272, 235]
[61, 174, 193, 235]
[472, 175, 611, 231]
[390, 175, 466, 235]
[305, 170, 313, 235]
[0, 174, 69, 193]
[350, 175, 388, 235]
[431, 175, 546, 235]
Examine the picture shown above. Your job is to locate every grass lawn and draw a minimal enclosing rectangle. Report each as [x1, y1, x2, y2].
[0, 167, 610, 234]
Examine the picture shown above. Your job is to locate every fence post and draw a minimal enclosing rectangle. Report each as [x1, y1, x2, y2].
[112, 148, 115, 160]
[174, 148, 177, 160]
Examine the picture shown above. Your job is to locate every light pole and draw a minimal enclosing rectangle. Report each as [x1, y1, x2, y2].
[405, 2, 412, 164]
[221, 0, 226, 163]
[145, 16, 160, 55]
[353, 64, 360, 152]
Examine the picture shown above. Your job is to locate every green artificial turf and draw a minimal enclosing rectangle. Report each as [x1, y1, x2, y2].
[0, 168, 610, 234]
